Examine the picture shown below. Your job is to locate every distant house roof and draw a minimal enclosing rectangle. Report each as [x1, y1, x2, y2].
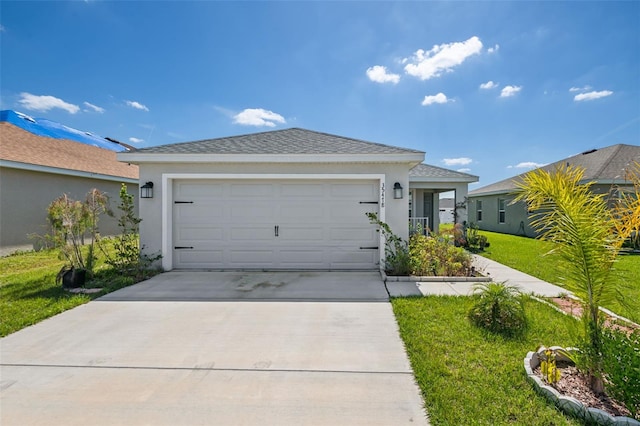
[0, 110, 130, 152]
[0, 122, 139, 181]
[410, 163, 479, 183]
[119, 128, 425, 165]
[469, 144, 640, 196]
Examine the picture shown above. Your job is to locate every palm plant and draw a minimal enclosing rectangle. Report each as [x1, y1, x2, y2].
[513, 162, 639, 394]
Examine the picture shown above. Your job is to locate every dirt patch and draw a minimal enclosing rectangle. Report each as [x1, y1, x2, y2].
[534, 362, 632, 418]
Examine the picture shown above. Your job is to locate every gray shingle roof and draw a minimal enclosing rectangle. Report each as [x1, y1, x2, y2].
[469, 144, 640, 196]
[410, 163, 479, 181]
[132, 128, 424, 155]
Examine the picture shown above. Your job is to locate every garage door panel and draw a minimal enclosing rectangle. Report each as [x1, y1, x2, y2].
[231, 183, 275, 197]
[231, 227, 274, 241]
[175, 182, 224, 198]
[173, 179, 379, 270]
[278, 227, 324, 241]
[329, 227, 377, 242]
[175, 204, 224, 222]
[175, 250, 224, 268]
[280, 183, 325, 197]
[229, 250, 274, 266]
[176, 226, 224, 241]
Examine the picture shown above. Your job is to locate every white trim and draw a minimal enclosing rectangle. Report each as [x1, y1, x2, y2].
[161, 173, 386, 271]
[119, 152, 424, 165]
[0, 159, 138, 184]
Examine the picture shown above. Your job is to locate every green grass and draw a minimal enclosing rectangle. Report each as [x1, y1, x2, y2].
[0, 243, 153, 337]
[478, 230, 640, 324]
[392, 296, 582, 426]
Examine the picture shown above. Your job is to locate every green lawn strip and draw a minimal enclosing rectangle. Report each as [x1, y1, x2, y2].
[478, 230, 640, 324]
[392, 296, 582, 426]
[0, 244, 143, 337]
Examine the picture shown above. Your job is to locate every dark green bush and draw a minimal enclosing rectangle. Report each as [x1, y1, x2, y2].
[601, 327, 640, 419]
[468, 282, 527, 337]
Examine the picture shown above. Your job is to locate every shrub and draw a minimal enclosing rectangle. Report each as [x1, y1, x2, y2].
[366, 212, 411, 275]
[409, 233, 472, 276]
[468, 282, 527, 337]
[601, 327, 640, 419]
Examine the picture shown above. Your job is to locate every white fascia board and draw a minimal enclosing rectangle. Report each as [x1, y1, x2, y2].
[0, 159, 139, 184]
[409, 176, 479, 184]
[118, 152, 425, 165]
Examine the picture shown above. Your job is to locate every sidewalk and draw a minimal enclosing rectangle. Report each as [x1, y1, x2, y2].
[386, 254, 568, 298]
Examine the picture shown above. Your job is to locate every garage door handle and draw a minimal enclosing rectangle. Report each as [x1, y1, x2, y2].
[174, 201, 194, 204]
[275, 225, 279, 237]
[174, 246, 194, 249]
[359, 246, 379, 250]
[359, 201, 379, 204]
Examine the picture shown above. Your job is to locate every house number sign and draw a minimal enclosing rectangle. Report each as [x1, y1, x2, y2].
[380, 182, 385, 208]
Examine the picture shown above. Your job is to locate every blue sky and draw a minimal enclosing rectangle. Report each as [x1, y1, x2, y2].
[1, 1, 639, 188]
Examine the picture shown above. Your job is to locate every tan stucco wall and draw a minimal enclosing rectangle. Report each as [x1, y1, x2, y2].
[0, 167, 138, 249]
[136, 162, 412, 270]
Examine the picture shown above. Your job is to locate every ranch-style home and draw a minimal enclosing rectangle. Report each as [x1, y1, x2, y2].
[0, 110, 139, 252]
[118, 128, 478, 271]
[467, 143, 640, 238]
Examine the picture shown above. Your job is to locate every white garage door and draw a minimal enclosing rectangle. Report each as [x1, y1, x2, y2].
[172, 179, 380, 270]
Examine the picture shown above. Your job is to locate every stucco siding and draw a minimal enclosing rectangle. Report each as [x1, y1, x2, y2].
[0, 167, 138, 249]
[467, 195, 534, 237]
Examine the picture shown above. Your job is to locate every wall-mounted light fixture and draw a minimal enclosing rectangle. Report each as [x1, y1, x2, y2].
[140, 181, 154, 199]
[393, 182, 403, 199]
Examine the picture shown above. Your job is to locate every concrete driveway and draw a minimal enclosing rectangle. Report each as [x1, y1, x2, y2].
[0, 271, 428, 425]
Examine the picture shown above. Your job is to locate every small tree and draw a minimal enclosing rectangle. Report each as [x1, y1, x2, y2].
[105, 183, 143, 274]
[47, 189, 109, 275]
[514, 163, 639, 394]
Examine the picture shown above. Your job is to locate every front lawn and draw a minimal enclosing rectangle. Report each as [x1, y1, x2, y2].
[0, 242, 153, 337]
[477, 230, 640, 324]
[392, 296, 582, 425]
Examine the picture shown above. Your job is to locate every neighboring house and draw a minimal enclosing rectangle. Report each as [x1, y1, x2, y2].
[468, 144, 640, 237]
[0, 110, 139, 252]
[438, 198, 455, 225]
[118, 128, 478, 271]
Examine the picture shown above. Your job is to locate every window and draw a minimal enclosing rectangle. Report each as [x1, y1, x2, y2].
[476, 200, 483, 221]
[498, 199, 506, 223]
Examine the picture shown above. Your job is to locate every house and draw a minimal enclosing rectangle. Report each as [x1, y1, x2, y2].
[0, 110, 139, 252]
[118, 128, 477, 271]
[437, 198, 455, 225]
[468, 144, 640, 237]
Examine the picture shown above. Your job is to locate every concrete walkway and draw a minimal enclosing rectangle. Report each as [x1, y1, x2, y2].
[0, 271, 428, 426]
[386, 254, 568, 298]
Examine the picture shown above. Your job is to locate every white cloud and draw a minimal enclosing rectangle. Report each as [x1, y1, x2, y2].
[129, 137, 144, 143]
[366, 65, 400, 84]
[487, 44, 500, 54]
[574, 90, 613, 102]
[457, 168, 471, 173]
[233, 108, 286, 127]
[500, 85, 522, 98]
[443, 157, 472, 166]
[508, 161, 545, 169]
[83, 101, 104, 113]
[18, 92, 80, 114]
[569, 85, 592, 92]
[403, 36, 483, 80]
[125, 100, 149, 111]
[421, 93, 450, 106]
[0, 25, 5, 32]
[480, 80, 498, 90]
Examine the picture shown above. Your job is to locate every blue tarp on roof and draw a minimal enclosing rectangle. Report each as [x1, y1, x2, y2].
[0, 110, 128, 152]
